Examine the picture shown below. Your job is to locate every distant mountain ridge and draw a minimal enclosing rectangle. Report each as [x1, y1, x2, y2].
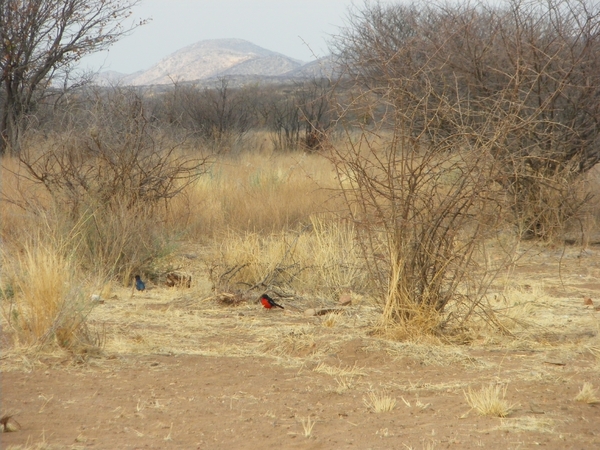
[95, 38, 333, 86]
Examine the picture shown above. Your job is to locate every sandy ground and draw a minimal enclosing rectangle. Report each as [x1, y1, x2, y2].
[2, 244, 599, 449]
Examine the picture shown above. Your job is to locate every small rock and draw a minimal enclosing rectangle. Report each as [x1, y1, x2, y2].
[529, 402, 545, 414]
[304, 308, 317, 317]
[339, 294, 352, 306]
[583, 297, 593, 306]
[544, 360, 566, 366]
[90, 294, 104, 304]
[1, 415, 21, 432]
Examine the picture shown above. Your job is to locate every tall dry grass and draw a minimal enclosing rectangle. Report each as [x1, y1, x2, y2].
[168, 148, 340, 239]
[1, 236, 99, 350]
[206, 215, 369, 299]
[1, 159, 175, 284]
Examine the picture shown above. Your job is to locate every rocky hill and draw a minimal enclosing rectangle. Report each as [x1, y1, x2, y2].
[94, 39, 336, 86]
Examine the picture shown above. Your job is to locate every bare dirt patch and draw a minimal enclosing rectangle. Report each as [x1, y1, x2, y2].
[2, 245, 599, 449]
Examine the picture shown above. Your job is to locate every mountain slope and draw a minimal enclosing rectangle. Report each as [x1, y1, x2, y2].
[124, 38, 304, 86]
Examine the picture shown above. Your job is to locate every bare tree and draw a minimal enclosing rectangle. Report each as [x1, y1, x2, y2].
[19, 87, 209, 212]
[157, 78, 259, 148]
[425, 0, 600, 238]
[334, 0, 600, 240]
[297, 78, 334, 150]
[14, 87, 211, 278]
[0, 0, 144, 155]
[326, 0, 600, 332]
[258, 79, 334, 151]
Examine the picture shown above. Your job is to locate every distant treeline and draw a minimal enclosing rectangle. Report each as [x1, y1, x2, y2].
[24, 77, 338, 152]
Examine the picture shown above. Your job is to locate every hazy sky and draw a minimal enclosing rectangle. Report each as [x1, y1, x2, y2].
[80, 0, 395, 74]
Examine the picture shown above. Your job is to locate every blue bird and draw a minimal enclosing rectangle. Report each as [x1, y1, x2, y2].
[134, 275, 145, 291]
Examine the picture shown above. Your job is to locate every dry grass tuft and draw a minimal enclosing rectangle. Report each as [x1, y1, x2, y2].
[574, 382, 600, 404]
[376, 304, 443, 340]
[299, 415, 316, 438]
[498, 417, 556, 434]
[321, 312, 342, 328]
[326, 376, 356, 395]
[401, 441, 438, 450]
[313, 362, 368, 378]
[363, 390, 397, 413]
[1, 240, 98, 351]
[399, 395, 432, 410]
[259, 327, 318, 358]
[464, 384, 517, 417]
[490, 283, 541, 332]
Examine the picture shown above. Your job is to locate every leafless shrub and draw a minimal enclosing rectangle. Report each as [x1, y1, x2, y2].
[325, 0, 600, 333]
[14, 88, 210, 278]
[258, 79, 334, 151]
[329, 2, 526, 333]
[20, 88, 208, 210]
[334, 0, 600, 241]
[326, 103, 505, 333]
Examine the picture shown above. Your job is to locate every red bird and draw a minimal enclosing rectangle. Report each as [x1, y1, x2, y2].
[260, 294, 284, 309]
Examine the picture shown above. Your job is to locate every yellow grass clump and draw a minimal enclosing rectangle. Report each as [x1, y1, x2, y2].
[1, 240, 96, 350]
[363, 390, 397, 413]
[574, 382, 600, 404]
[464, 383, 517, 417]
